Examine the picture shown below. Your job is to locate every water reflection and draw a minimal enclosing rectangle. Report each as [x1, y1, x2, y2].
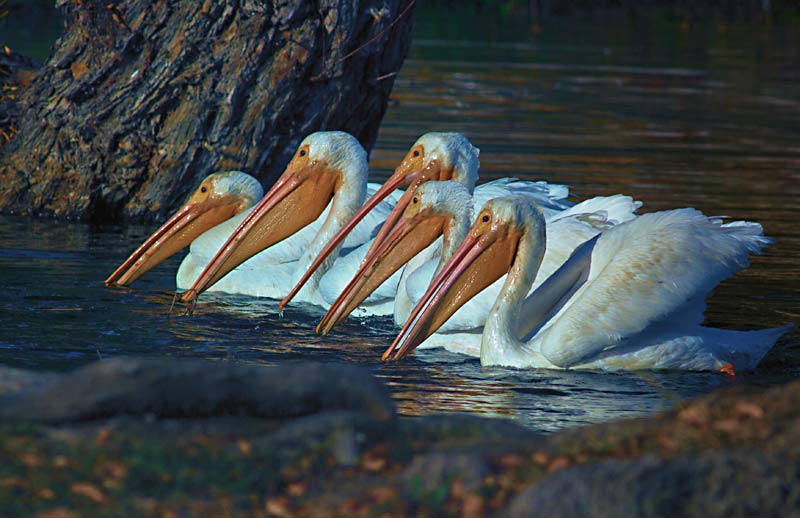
[1, 8, 799, 432]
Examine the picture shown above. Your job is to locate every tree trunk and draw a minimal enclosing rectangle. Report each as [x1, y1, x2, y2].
[0, 0, 415, 221]
[0, 49, 39, 147]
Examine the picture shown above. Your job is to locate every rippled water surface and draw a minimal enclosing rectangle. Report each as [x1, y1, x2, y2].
[1, 8, 799, 432]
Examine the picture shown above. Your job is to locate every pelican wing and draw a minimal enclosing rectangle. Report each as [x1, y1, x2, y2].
[474, 178, 571, 219]
[534, 209, 771, 367]
[405, 196, 637, 333]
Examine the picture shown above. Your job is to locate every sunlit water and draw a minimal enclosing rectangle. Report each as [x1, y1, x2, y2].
[1, 7, 798, 432]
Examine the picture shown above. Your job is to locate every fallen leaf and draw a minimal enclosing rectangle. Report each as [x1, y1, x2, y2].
[70, 61, 90, 81]
[498, 454, 524, 468]
[370, 486, 395, 504]
[451, 480, 464, 500]
[96, 427, 112, 445]
[339, 498, 365, 515]
[265, 496, 291, 517]
[102, 479, 121, 490]
[36, 508, 79, 518]
[362, 453, 386, 472]
[71, 482, 105, 503]
[678, 407, 707, 430]
[20, 452, 43, 467]
[286, 481, 306, 497]
[735, 402, 765, 419]
[461, 492, 484, 518]
[656, 434, 678, 452]
[531, 452, 549, 465]
[37, 488, 56, 499]
[236, 439, 252, 456]
[104, 461, 128, 480]
[714, 419, 740, 433]
[547, 457, 570, 473]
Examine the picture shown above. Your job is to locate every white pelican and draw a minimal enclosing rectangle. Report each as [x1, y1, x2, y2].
[177, 131, 401, 310]
[277, 132, 573, 312]
[384, 196, 792, 373]
[319, 181, 641, 356]
[105, 171, 263, 287]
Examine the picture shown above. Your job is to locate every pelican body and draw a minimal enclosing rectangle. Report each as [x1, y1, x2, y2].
[319, 180, 641, 355]
[385, 197, 791, 372]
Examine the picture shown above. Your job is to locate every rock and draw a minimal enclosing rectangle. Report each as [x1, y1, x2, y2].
[0, 363, 58, 395]
[3, 359, 800, 516]
[404, 451, 488, 494]
[506, 449, 800, 517]
[0, 357, 395, 423]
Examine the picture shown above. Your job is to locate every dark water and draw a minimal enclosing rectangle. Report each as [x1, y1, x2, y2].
[1, 7, 799, 432]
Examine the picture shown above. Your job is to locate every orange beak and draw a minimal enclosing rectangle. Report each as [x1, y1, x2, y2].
[105, 193, 246, 287]
[382, 219, 521, 361]
[316, 204, 450, 335]
[278, 156, 446, 311]
[179, 162, 339, 304]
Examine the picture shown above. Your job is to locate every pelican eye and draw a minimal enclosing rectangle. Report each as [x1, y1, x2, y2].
[201, 186, 208, 193]
[299, 149, 306, 157]
[482, 214, 490, 223]
[412, 196, 418, 204]
[413, 149, 420, 157]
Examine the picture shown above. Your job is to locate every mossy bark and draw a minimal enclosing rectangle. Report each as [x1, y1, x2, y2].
[0, 0, 414, 221]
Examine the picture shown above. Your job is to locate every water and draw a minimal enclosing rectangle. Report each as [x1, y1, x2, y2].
[1, 6, 799, 433]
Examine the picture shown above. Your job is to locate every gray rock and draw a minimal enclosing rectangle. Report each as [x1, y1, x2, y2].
[0, 364, 58, 396]
[0, 357, 395, 423]
[405, 451, 489, 494]
[506, 449, 800, 518]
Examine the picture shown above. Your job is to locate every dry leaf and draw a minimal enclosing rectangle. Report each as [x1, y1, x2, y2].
[735, 402, 765, 419]
[96, 427, 112, 445]
[265, 496, 291, 517]
[70, 61, 90, 81]
[531, 452, 549, 465]
[71, 482, 106, 503]
[498, 454, 524, 468]
[104, 461, 128, 480]
[20, 452, 43, 467]
[461, 492, 484, 518]
[362, 453, 386, 472]
[236, 439, 252, 456]
[370, 486, 395, 504]
[547, 456, 570, 473]
[37, 488, 56, 499]
[36, 508, 79, 518]
[286, 481, 306, 497]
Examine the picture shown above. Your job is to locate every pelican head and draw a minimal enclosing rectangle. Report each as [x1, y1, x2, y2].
[370, 132, 479, 243]
[395, 132, 480, 191]
[277, 132, 480, 310]
[317, 180, 474, 335]
[105, 171, 263, 286]
[180, 131, 367, 303]
[383, 196, 546, 361]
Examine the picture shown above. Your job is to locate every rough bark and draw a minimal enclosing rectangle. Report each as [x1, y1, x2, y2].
[0, 0, 414, 221]
[0, 48, 38, 144]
